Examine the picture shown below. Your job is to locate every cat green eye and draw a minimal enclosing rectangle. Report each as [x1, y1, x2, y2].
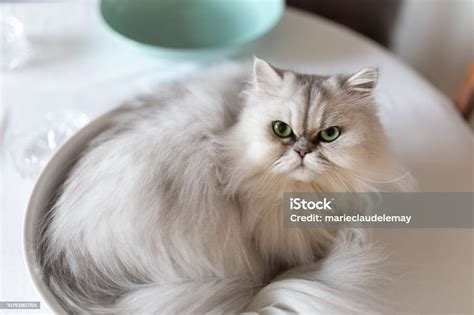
[319, 126, 341, 142]
[272, 121, 293, 138]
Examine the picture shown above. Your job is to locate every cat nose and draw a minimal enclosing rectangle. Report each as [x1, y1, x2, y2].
[295, 148, 311, 158]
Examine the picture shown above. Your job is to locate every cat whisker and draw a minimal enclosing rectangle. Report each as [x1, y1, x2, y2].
[332, 172, 352, 192]
[347, 171, 412, 184]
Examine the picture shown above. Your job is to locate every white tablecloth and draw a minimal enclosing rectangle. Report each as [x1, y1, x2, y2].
[1, 2, 473, 314]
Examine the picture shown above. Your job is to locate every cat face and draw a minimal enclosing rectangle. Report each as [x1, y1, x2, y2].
[238, 58, 386, 184]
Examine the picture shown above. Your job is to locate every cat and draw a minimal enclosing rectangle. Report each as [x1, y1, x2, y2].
[38, 57, 411, 314]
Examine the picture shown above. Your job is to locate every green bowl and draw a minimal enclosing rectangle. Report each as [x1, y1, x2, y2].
[100, 0, 284, 57]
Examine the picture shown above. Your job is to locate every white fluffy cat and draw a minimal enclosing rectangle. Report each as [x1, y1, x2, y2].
[38, 58, 410, 314]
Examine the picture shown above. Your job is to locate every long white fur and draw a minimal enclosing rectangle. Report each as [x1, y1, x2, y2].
[38, 58, 412, 314]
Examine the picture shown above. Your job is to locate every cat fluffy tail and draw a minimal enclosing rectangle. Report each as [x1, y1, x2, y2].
[113, 276, 259, 314]
[245, 229, 387, 314]
[113, 230, 385, 314]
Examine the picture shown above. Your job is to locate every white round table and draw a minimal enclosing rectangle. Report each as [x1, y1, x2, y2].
[1, 2, 472, 314]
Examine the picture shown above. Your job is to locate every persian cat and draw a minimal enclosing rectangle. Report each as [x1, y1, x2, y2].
[38, 58, 410, 314]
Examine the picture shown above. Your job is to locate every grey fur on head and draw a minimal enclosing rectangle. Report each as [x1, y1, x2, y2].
[38, 58, 412, 314]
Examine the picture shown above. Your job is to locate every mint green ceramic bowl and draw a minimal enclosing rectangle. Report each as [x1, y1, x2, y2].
[100, 0, 284, 57]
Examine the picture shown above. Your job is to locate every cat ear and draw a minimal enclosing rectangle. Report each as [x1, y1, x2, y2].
[253, 56, 282, 90]
[344, 68, 378, 94]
